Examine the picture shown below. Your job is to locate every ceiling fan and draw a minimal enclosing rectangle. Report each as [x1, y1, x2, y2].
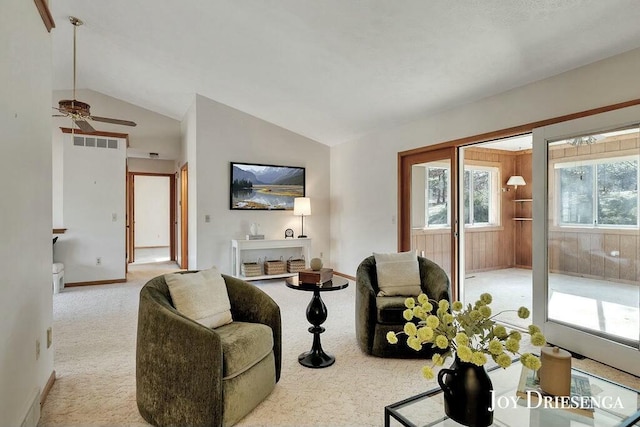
[53, 16, 136, 133]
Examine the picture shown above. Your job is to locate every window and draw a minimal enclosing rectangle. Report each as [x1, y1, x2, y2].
[463, 166, 499, 226]
[424, 164, 499, 228]
[425, 166, 450, 227]
[556, 156, 638, 227]
[462, 167, 493, 225]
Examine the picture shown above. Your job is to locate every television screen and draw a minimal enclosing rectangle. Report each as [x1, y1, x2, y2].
[230, 162, 305, 210]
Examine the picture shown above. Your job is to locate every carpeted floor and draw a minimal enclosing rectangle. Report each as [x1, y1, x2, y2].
[39, 262, 639, 426]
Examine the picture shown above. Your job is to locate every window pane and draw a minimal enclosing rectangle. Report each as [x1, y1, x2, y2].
[463, 170, 470, 224]
[427, 167, 448, 226]
[597, 160, 638, 225]
[560, 166, 593, 224]
[473, 171, 490, 223]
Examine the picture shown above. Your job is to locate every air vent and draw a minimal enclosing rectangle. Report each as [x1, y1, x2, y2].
[71, 136, 119, 150]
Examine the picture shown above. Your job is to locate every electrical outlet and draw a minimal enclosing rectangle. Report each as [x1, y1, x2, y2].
[36, 340, 40, 360]
[112, 213, 117, 222]
[205, 214, 211, 223]
[96, 257, 102, 265]
[47, 327, 52, 348]
[320, 252, 323, 258]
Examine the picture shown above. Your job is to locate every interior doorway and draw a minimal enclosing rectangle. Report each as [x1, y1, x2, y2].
[127, 172, 176, 264]
[458, 134, 533, 330]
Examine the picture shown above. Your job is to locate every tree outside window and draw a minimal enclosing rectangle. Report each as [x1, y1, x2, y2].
[557, 157, 638, 227]
[463, 169, 491, 225]
[424, 165, 498, 228]
[425, 167, 449, 227]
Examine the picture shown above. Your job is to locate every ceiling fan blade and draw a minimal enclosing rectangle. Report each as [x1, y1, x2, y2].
[91, 116, 137, 127]
[75, 119, 96, 133]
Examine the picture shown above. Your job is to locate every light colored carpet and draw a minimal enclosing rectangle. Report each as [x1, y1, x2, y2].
[39, 262, 639, 426]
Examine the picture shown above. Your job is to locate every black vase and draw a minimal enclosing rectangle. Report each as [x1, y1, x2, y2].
[437, 356, 494, 427]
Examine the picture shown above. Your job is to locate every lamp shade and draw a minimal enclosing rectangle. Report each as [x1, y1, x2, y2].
[506, 176, 526, 187]
[293, 197, 311, 216]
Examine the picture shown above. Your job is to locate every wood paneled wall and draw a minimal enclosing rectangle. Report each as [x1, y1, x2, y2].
[549, 230, 639, 283]
[411, 134, 639, 282]
[514, 152, 532, 268]
[412, 229, 452, 275]
[411, 148, 531, 273]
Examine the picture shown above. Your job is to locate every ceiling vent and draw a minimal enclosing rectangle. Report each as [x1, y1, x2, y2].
[149, 152, 159, 159]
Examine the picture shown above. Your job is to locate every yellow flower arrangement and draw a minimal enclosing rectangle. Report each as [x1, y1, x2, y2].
[386, 292, 546, 380]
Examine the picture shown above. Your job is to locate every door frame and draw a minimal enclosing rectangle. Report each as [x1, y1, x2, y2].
[127, 172, 177, 264]
[399, 147, 459, 298]
[180, 163, 189, 270]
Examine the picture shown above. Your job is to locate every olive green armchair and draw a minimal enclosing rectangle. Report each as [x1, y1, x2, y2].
[356, 255, 451, 358]
[136, 272, 281, 427]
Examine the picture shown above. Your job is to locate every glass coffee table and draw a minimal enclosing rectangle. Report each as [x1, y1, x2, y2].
[385, 362, 640, 427]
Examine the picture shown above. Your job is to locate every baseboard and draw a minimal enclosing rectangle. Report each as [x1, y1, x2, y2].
[40, 370, 56, 406]
[66, 278, 127, 287]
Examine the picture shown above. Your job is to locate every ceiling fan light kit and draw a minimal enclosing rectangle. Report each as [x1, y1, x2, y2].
[54, 16, 137, 133]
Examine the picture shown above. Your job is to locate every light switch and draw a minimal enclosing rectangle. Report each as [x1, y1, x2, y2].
[112, 213, 117, 222]
[205, 214, 211, 223]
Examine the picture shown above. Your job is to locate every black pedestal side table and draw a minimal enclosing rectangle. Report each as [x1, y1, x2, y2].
[285, 276, 349, 368]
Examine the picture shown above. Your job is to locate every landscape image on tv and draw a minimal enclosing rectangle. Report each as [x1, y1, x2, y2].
[230, 162, 305, 210]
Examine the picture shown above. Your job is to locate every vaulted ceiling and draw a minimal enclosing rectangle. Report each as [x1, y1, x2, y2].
[50, 1, 640, 146]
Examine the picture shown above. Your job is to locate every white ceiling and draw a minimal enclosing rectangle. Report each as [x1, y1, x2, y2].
[50, 1, 640, 146]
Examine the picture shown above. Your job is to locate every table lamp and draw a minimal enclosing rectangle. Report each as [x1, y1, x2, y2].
[293, 197, 311, 238]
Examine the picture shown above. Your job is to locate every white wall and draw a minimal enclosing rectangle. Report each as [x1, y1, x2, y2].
[56, 134, 127, 283]
[128, 158, 177, 174]
[0, 1, 54, 425]
[180, 98, 198, 269]
[181, 95, 330, 274]
[52, 90, 181, 228]
[331, 47, 640, 276]
[134, 176, 170, 247]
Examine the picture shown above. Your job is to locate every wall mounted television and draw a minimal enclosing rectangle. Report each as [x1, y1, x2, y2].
[230, 162, 305, 210]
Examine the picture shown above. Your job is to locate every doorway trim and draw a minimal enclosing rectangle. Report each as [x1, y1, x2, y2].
[180, 163, 189, 270]
[127, 172, 177, 264]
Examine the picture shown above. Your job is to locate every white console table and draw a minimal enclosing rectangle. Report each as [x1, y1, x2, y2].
[231, 238, 311, 281]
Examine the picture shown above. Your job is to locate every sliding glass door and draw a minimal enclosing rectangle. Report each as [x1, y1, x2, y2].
[533, 106, 640, 376]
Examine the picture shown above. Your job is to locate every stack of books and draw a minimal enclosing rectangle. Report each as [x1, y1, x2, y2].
[516, 366, 594, 418]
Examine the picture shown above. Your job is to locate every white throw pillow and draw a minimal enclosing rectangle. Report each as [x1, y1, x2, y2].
[164, 267, 233, 328]
[373, 251, 422, 297]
